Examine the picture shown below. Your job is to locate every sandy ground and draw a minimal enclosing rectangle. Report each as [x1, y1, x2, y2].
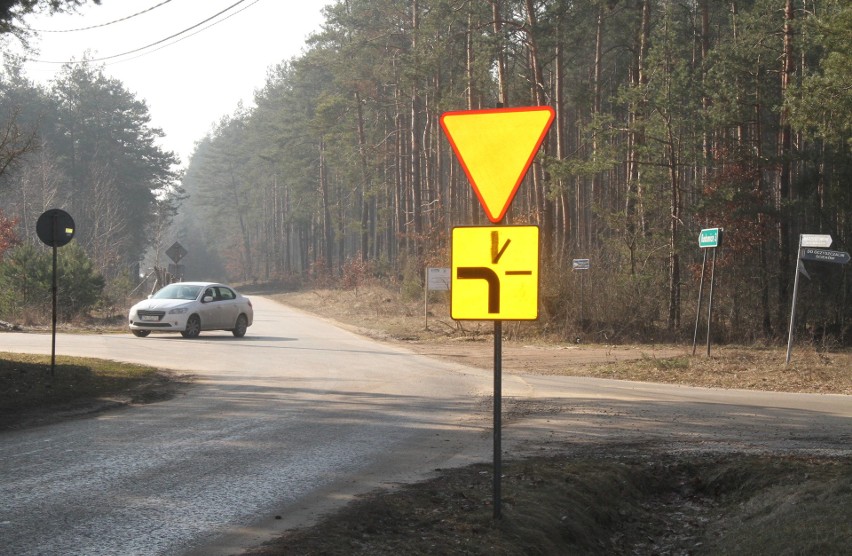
[400, 338, 685, 375]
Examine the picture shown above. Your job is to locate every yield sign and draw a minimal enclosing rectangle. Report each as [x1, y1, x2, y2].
[440, 106, 555, 223]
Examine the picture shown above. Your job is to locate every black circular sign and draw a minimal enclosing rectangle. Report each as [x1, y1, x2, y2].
[36, 209, 76, 247]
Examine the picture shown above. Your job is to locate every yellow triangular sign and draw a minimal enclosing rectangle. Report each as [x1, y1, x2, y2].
[440, 106, 554, 223]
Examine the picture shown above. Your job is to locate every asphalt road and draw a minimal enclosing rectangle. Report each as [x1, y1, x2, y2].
[1, 297, 496, 555]
[1, 296, 850, 555]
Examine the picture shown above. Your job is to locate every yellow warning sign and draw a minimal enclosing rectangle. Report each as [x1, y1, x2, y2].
[440, 106, 554, 223]
[451, 226, 539, 320]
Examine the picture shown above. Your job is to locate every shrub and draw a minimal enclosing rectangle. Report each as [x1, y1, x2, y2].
[0, 242, 105, 322]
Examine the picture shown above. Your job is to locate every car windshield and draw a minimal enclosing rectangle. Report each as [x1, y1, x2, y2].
[152, 284, 203, 301]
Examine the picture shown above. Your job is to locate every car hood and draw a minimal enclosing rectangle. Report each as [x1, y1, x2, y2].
[131, 299, 195, 312]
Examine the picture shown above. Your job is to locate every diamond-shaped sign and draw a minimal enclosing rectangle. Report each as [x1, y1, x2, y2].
[166, 241, 187, 263]
[440, 106, 555, 223]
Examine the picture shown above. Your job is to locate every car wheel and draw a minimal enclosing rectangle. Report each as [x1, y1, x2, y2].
[232, 314, 248, 338]
[181, 315, 201, 338]
[131, 330, 150, 338]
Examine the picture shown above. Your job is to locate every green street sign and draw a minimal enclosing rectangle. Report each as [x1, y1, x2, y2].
[698, 228, 721, 249]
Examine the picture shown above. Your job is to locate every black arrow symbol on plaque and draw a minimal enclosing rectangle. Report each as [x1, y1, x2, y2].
[491, 231, 510, 264]
[457, 267, 500, 313]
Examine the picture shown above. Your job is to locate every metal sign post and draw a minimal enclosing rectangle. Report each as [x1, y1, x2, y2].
[691, 249, 707, 355]
[424, 268, 450, 329]
[785, 235, 806, 366]
[693, 228, 722, 356]
[493, 319, 502, 518]
[442, 106, 553, 520]
[572, 259, 589, 326]
[35, 209, 76, 376]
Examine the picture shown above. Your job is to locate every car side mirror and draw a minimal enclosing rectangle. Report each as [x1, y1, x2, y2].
[203, 295, 214, 303]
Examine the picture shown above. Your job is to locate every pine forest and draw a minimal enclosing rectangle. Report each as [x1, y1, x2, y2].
[1, 0, 850, 345]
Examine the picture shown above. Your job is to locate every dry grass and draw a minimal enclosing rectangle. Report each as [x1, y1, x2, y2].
[246, 452, 851, 555]
[0, 352, 185, 429]
[577, 348, 852, 394]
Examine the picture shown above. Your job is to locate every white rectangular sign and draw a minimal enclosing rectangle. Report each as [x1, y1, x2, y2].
[426, 267, 451, 291]
[800, 234, 832, 248]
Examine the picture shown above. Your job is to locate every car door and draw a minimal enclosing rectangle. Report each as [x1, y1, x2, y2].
[200, 287, 223, 329]
[216, 286, 240, 329]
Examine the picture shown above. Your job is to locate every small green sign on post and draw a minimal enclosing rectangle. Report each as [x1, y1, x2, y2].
[698, 227, 721, 249]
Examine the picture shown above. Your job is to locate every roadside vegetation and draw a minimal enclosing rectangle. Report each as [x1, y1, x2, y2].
[245, 452, 851, 555]
[0, 352, 186, 430]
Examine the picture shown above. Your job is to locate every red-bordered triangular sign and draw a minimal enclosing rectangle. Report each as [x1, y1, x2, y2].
[440, 106, 555, 223]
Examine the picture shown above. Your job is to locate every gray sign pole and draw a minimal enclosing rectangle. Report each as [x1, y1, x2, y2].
[424, 268, 429, 330]
[705, 246, 718, 357]
[692, 249, 707, 355]
[493, 319, 502, 520]
[50, 214, 58, 374]
[785, 236, 804, 366]
[36, 209, 75, 377]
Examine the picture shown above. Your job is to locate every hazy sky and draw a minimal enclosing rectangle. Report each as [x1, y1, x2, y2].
[17, 0, 331, 165]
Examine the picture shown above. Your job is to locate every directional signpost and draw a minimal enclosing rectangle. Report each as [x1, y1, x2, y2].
[786, 234, 850, 364]
[800, 248, 850, 264]
[441, 105, 554, 519]
[800, 234, 833, 248]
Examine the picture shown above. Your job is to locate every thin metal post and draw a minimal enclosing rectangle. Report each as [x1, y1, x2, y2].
[706, 247, 717, 357]
[692, 249, 707, 355]
[493, 320, 502, 520]
[50, 213, 58, 377]
[786, 236, 803, 365]
[424, 269, 428, 330]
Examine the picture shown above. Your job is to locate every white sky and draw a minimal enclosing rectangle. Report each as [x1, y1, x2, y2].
[16, 0, 330, 165]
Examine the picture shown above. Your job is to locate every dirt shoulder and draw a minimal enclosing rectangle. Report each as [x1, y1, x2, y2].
[269, 288, 852, 395]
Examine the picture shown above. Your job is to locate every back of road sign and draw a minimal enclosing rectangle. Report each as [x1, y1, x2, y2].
[440, 106, 554, 223]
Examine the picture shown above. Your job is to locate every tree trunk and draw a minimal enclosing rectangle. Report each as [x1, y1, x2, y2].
[355, 91, 371, 262]
[491, 0, 508, 107]
[777, 0, 795, 324]
[626, 0, 651, 261]
[319, 138, 333, 275]
[523, 0, 554, 259]
[410, 0, 423, 258]
[590, 3, 604, 249]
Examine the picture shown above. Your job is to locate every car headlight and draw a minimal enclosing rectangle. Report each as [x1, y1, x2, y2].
[169, 307, 189, 315]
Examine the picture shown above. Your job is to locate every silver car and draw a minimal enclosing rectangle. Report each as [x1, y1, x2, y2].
[128, 282, 253, 338]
